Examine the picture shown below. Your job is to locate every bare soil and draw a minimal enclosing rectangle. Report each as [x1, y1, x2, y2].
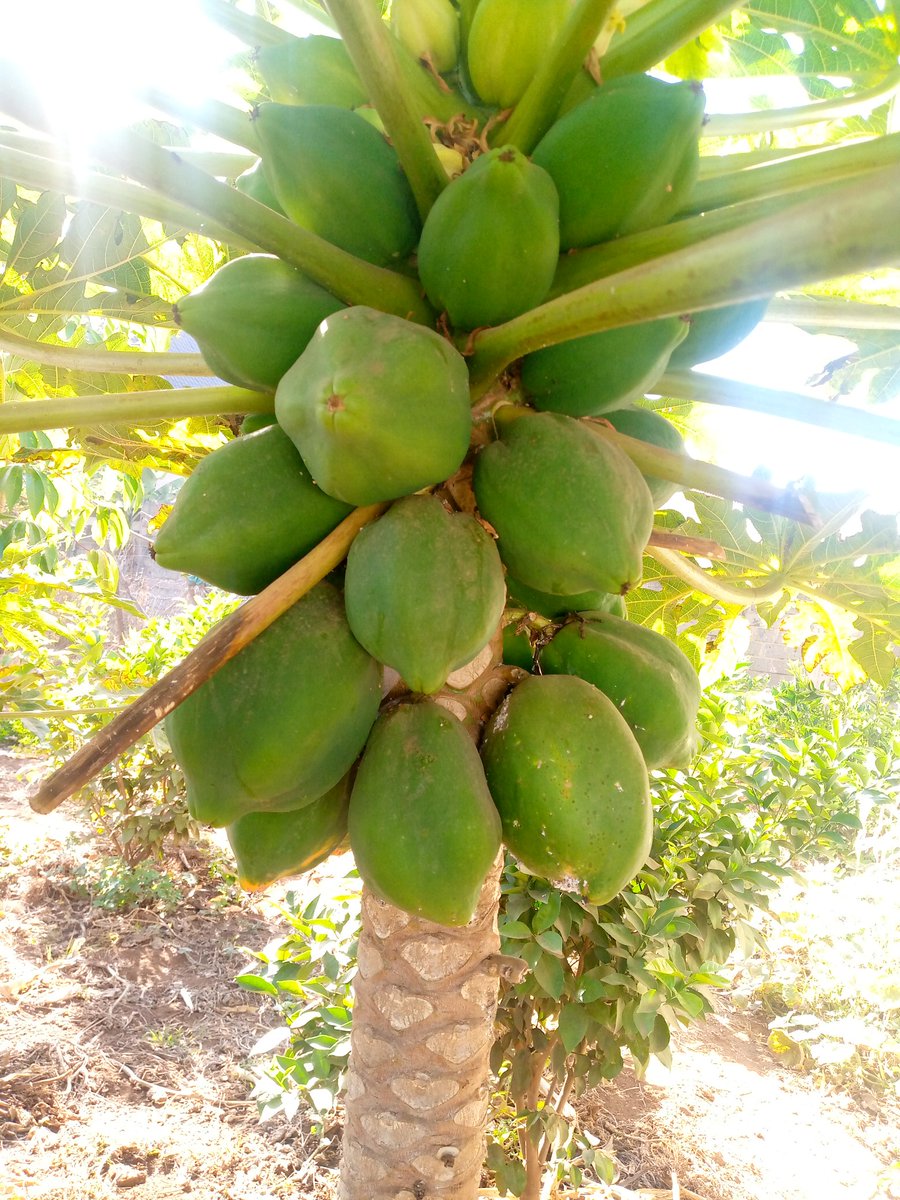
[2, 749, 898, 1200]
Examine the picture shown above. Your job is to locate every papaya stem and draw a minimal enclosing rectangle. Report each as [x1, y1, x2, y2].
[79, 132, 433, 320]
[659, 371, 900, 448]
[28, 504, 389, 816]
[764, 297, 900, 332]
[200, 0, 297, 46]
[495, 0, 619, 153]
[648, 529, 726, 560]
[326, 0, 448, 221]
[0, 142, 253, 250]
[135, 85, 260, 153]
[466, 164, 900, 396]
[648, 545, 787, 605]
[0, 386, 270, 436]
[601, 0, 737, 78]
[679, 131, 900, 218]
[587, 423, 820, 525]
[549, 189, 816, 298]
[697, 142, 830, 178]
[703, 68, 900, 137]
[0, 328, 214, 377]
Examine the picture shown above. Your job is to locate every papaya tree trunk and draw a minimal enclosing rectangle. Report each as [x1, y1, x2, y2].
[339, 859, 504, 1199]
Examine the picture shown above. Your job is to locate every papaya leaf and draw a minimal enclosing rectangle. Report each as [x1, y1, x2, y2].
[0, 178, 16, 223]
[4, 191, 66, 278]
[725, 2, 896, 79]
[60, 203, 153, 297]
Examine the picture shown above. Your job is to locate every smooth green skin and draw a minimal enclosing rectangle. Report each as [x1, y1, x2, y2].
[345, 495, 506, 693]
[502, 622, 535, 671]
[472, 411, 654, 596]
[506, 574, 627, 620]
[240, 412, 277, 434]
[480, 675, 652, 903]
[668, 297, 771, 370]
[235, 160, 285, 215]
[532, 74, 705, 249]
[275, 306, 472, 505]
[256, 37, 368, 108]
[254, 103, 420, 267]
[538, 612, 701, 769]
[175, 254, 345, 393]
[467, 0, 569, 108]
[153, 425, 353, 596]
[166, 584, 382, 827]
[520, 316, 688, 418]
[417, 146, 560, 329]
[601, 405, 685, 508]
[349, 701, 502, 926]
[391, 0, 460, 73]
[227, 773, 351, 892]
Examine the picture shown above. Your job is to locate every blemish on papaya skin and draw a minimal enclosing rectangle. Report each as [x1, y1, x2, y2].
[327, 393, 345, 412]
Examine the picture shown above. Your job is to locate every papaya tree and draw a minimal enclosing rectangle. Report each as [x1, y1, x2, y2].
[1, 1, 900, 1197]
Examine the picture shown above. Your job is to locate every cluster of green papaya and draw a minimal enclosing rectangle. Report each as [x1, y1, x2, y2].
[155, 4, 770, 926]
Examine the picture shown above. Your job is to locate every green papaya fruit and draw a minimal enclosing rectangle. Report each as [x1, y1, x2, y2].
[532, 74, 705, 249]
[235, 159, 285, 214]
[240, 412, 277, 434]
[538, 612, 700, 769]
[467, 0, 570, 108]
[506, 574, 627, 619]
[472, 409, 653, 596]
[668, 297, 771, 370]
[275, 306, 472, 505]
[601, 405, 685, 508]
[501, 621, 535, 671]
[416, 145, 560, 329]
[174, 255, 345, 393]
[254, 103, 420, 267]
[391, 0, 460, 73]
[166, 583, 382, 827]
[349, 700, 502, 925]
[344, 495, 506, 693]
[227, 773, 351, 892]
[480, 674, 652, 903]
[519, 316, 688, 418]
[152, 425, 353, 595]
[256, 37, 368, 108]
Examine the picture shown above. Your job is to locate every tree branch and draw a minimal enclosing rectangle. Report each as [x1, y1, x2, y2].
[28, 504, 388, 816]
[601, 0, 738, 78]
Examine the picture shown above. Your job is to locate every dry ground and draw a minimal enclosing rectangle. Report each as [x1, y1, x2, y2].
[1, 749, 898, 1200]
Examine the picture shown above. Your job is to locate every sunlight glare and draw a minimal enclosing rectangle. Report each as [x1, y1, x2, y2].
[6, 1, 241, 146]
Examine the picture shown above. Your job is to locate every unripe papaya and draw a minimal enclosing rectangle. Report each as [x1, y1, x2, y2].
[668, 297, 771, 370]
[467, 0, 570, 108]
[344, 495, 506, 693]
[507, 574, 626, 620]
[166, 584, 382, 827]
[601, 405, 685, 508]
[256, 37, 368, 108]
[520, 316, 688, 417]
[417, 145, 560, 329]
[502, 621, 535, 671]
[235, 160, 285, 214]
[532, 74, 705, 249]
[472, 409, 653, 596]
[254, 103, 420, 267]
[240, 412, 277, 434]
[227, 773, 351, 892]
[538, 612, 700, 769]
[174, 255, 345, 393]
[275, 306, 471, 505]
[349, 700, 502, 926]
[391, 0, 460, 73]
[480, 675, 652, 903]
[152, 425, 353, 595]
